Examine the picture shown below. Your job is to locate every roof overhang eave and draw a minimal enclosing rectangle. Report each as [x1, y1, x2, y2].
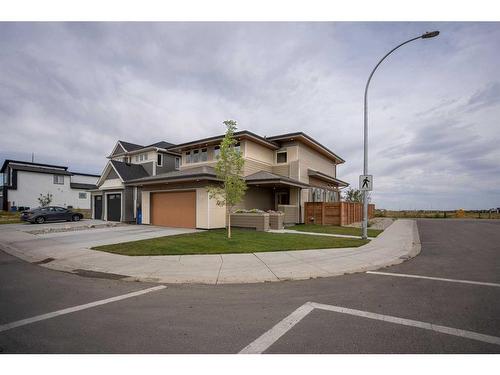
[125, 174, 221, 186]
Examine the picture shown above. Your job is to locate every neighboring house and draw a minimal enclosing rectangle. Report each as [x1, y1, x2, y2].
[93, 131, 348, 228]
[0, 160, 99, 211]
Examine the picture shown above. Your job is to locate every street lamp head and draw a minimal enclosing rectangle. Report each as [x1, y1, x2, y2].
[421, 31, 440, 39]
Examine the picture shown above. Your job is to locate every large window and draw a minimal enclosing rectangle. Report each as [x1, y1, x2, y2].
[192, 149, 199, 163]
[200, 148, 208, 162]
[53, 175, 64, 185]
[277, 151, 287, 164]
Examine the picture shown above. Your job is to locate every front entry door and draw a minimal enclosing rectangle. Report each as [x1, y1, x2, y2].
[94, 195, 103, 219]
[107, 194, 121, 221]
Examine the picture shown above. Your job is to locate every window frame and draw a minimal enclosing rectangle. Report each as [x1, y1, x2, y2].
[277, 151, 288, 164]
[78, 192, 87, 199]
[175, 157, 180, 170]
[214, 145, 220, 159]
[157, 153, 163, 167]
[192, 149, 199, 163]
[53, 175, 64, 185]
[200, 148, 208, 162]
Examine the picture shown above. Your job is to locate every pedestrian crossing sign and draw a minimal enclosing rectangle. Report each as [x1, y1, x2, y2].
[359, 175, 373, 191]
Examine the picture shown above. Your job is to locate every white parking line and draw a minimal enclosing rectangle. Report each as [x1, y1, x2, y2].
[239, 301, 500, 354]
[366, 271, 500, 288]
[0, 285, 166, 333]
[239, 303, 314, 354]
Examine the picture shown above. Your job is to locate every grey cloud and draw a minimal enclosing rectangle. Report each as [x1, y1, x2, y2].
[1, 22, 499, 210]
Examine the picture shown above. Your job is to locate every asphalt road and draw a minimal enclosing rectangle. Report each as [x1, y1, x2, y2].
[0, 219, 499, 353]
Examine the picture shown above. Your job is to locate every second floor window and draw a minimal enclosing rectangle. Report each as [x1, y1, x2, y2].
[186, 151, 192, 164]
[192, 149, 199, 163]
[214, 145, 220, 159]
[200, 148, 208, 162]
[157, 154, 163, 166]
[277, 151, 287, 164]
[53, 175, 64, 185]
[175, 157, 180, 170]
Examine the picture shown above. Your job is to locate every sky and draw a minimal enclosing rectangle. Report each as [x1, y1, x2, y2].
[1, 22, 499, 210]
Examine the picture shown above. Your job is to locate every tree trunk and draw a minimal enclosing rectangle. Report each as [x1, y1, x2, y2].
[227, 206, 231, 239]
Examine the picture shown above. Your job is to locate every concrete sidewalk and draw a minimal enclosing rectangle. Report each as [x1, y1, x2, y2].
[0, 219, 420, 284]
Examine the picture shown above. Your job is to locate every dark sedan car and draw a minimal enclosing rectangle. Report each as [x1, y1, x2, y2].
[20, 206, 84, 224]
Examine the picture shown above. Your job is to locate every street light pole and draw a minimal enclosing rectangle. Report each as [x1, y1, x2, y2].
[362, 31, 440, 239]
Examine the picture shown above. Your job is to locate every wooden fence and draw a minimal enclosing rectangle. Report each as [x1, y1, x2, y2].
[304, 202, 375, 226]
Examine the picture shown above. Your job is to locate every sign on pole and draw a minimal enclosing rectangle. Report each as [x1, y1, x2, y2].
[359, 175, 373, 191]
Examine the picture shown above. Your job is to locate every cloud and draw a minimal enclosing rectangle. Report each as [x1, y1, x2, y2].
[0, 22, 499, 209]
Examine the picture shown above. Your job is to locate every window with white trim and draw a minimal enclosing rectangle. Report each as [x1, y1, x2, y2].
[200, 148, 208, 162]
[157, 153, 163, 166]
[79, 192, 87, 199]
[192, 149, 199, 163]
[175, 157, 180, 170]
[214, 145, 220, 159]
[53, 175, 64, 184]
[185, 151, 192, 164]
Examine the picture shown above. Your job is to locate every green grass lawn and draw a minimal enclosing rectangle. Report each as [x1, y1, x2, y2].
[92, 228, 369, 256]
[0, 210, 22, 224]
[287, 224, 383, 238]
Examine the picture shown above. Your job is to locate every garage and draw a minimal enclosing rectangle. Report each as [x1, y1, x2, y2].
[150, 191, 196, 228]
[107, 193, 121, 221]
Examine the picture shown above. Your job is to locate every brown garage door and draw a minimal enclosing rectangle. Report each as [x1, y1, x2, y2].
[150, 191, 196, 228]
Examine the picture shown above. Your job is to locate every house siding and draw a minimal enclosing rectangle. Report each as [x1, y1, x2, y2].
[7, 171, 92, 209]
[298, 143, 337, 183]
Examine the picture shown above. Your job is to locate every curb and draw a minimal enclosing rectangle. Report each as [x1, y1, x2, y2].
[0, 220, 421, 285]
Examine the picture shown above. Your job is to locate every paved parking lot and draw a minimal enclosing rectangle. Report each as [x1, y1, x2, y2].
[0, 219, 499, 353]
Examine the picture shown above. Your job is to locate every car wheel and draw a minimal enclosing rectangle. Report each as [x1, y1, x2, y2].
[72, 214, 81, 222]
[35, 216, 46, 224]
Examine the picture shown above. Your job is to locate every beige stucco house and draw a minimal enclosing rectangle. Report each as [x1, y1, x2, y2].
[92, 131, 348, 228]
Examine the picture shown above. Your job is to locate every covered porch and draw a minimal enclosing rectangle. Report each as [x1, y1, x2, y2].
[240, 171, 310, 224]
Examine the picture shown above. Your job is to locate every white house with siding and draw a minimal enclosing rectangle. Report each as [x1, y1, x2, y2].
[1, 160, 99, 211]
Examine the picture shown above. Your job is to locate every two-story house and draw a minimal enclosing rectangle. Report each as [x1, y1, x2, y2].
[93, 131, 348, 228]
[1, 160, 99, 211]
[92, 140, 181, 222]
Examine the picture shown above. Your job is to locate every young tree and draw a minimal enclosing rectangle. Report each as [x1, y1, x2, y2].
[38, 192, 53, 207]
[207, 120, 247, 239]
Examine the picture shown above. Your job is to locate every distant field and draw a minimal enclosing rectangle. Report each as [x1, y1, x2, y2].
[376, 209, 500, 219]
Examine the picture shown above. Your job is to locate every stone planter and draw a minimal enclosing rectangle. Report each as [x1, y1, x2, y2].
[230, 212, 270, 231]
[268, 212, 284, 230]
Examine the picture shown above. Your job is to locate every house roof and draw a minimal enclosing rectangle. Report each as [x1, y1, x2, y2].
[308, 169, 349, 187]
[0, 159, 68, 173]
[245, 171, 310, 188]
[118, 140, 144, 152]
[71, 172, 101, 178]
[267, 132, 345, 164]
[146, 141, 176, 149]
[70, 182, 98, 190]
[110, 160, 149, 182]
[126, 165, 219, 185]
[167, 130, 280, 152]
[5, 164, 72, 176]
